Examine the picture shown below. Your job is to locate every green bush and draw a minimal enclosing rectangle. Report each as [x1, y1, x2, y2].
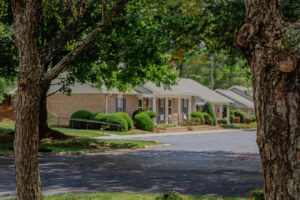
[89, 113, 106, 129]
[116, 112, 134, 130]
[184, 118, 201, 126]
[243, 117, 252, 124]
[132, 109, 145, 118]
[233, 116, 240, 123]
[69, 110, 93, 129]
[202, 102, 217, 126]
[156, 191, 183, 200]
[191, 111, 205, 124]
[144, 110, 157, 118]
[233, 110, 246, 123]
[220, 124, 240, 129]
[250, 115, 256, 122]
[201, 112, 213, 125]
[250, 189, 264, 200]
[102, 114, 128, 132]
[134, 112, 154, 131]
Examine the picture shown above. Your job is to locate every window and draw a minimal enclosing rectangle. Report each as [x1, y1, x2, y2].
[182, 99, 188, 120]
[159, 98, 165, 120]
[146, 98, 153, 110]
[138, 99, 143, 110]
[168, 99, 172, 115]
[116, 98, 125, 112]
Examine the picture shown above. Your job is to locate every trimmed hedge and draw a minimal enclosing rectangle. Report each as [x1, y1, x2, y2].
[202, 112, 213, 125]
[132, 109, 145, 118]
[144, 110, 157, 118]
[191, 112, 205, 124]
[134, 112, 154, 131]
[69, 110, 93, 129]
[116, 112, 134, 130]
[250, 115, 256, 122]
[102, 114, 128, 132]
[243, 117, 252, 124]
[233, 116, 240, 123]
[89, 113, 106, 129]
[202, 102, 217, 126]
[229, 106, 235, 123]
[233, 110, 246, 123]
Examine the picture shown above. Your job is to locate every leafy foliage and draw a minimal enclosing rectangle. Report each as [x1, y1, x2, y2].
[156, 191, 183, 200]
[134, 112, 154, 131]
[115, 112, 134, 130]
[233, 110, 246, 123]
[102, 114, 128, 132]
[69, 110, 93, 129]
[191, 112, 205, 124]
[202, 102, 217, 126]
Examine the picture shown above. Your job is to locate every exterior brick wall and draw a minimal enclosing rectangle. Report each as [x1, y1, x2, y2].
[47, 93, 139, 126]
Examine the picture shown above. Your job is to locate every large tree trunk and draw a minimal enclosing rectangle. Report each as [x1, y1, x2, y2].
[237, 0, 300, 199]
[12, 0, 43, 199]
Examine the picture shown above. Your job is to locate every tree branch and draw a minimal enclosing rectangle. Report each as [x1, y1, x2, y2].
[44, 0, 132, 81]
[39, 0, 91, 64]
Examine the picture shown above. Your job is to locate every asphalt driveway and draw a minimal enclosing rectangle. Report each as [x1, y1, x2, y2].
[0, 130, 263, 199]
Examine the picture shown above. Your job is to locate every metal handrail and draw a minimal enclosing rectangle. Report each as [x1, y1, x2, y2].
[49, 117, 123, 132]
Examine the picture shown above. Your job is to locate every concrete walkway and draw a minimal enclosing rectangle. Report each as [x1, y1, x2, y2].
[95, 129, 242, 140]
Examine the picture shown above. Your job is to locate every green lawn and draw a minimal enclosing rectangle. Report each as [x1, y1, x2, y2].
[0, 122, 160, 154]
[6, 192, 247, 200]
[235, 123, 257, 129]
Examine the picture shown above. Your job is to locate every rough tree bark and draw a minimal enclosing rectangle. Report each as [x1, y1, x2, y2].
[12, 0, 44, 199]
[11, 0, 131, 199]
[236, 0, 300, 199]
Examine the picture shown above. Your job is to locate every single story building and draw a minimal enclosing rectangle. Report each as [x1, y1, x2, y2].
[215, 88, 255, 116]
[10, 77, 233, 126]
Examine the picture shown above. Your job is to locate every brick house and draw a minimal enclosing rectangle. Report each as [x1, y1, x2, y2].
[10, 77, 233, 126]
[215, 86, 255, 116]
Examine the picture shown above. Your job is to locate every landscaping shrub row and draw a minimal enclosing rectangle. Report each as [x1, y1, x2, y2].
[69, 110, 133, 132]
[132, 109, 156, 131]
[191, 111, 213, 125]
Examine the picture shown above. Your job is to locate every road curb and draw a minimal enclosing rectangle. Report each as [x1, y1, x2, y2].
[0, 144, 168, 157]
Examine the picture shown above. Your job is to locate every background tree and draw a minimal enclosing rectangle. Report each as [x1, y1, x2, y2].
[236, 0, 300, 199]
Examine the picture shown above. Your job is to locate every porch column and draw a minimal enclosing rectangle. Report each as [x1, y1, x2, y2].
[152, 97, 156, 124]
[227, 104, 230, 123]
[165, 97, 168, 124]
[178, 98, 181, 123]
[188, 97, 192, 120]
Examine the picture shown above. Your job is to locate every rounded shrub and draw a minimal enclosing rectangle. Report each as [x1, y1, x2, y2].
[102, 114, 128, 132]
[191, 111, 205, 124]
[250, 115, 256, 122]
[218, 118, 228, 124]
[202, 113, 213, 125]
[144, 110, 157, 118]
[233, 116, 241, 123]
[134, 112, 154, 131]
[69, 110, 92, 129]
[89, 113, 106, 129]
[132, 109, 145, 118]
[229, 106, 235, 123]
[202, 102, 217, 126]
[243, 117, 252, 124]
[116, 112, 134, 130]
[233, 110, 246, 123]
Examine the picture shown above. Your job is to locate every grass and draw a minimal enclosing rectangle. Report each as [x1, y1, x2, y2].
[0, 122, 160, 154]
[103, 130, 148, 135]
[234, 122, 257, 129]
[6, 192, 247, 200]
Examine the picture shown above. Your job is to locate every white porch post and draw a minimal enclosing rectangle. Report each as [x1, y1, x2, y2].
[227, 104, 230, 123]
[152, 97, 156, 124]
[188, 97, 192, 120]
[165, 97, 168, 124]
[178, 98, 181, 123]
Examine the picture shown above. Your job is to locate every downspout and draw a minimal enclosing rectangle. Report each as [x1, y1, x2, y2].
[106, 94, 113, 114]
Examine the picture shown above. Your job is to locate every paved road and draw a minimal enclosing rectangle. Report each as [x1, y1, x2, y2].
[0, 130, 263, 199]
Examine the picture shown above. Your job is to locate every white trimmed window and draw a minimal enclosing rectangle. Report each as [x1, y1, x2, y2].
[116, 98, 126, 112]
[138, 99, 143, 110]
